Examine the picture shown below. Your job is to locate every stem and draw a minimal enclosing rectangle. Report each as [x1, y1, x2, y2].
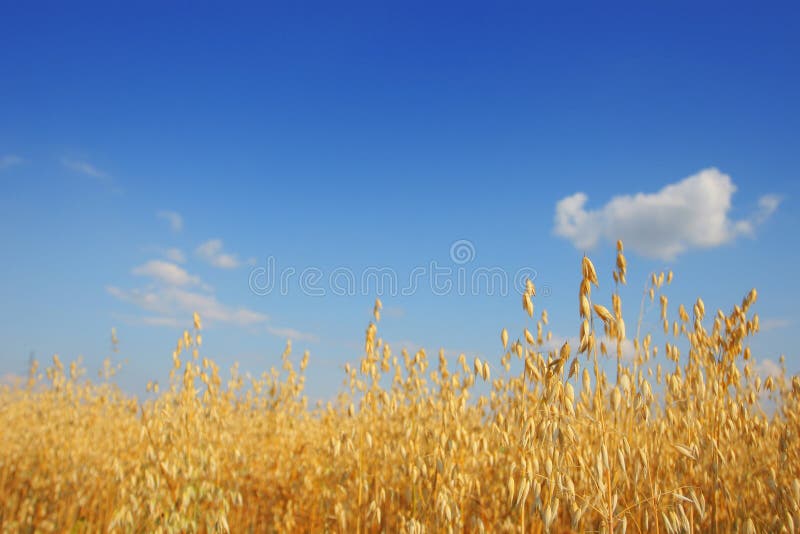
[357, 425, 362, 534]
[607, 463, 614, 533]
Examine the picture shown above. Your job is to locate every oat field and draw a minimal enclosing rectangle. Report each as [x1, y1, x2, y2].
[1, 242, 798, 533]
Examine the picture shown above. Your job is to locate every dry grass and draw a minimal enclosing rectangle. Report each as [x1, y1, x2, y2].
[1, 243, 799, 533]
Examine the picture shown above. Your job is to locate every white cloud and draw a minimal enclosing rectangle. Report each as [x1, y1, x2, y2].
[760, 318, 792, 332]
[1, 373, 25, 387]
[541, 333, 580, 355]
[601, 337, 636, 362]
[139, 316, 182, 327]
[392, 339, 425, 354]
[553, 168, 780, 260]
[536, 331, 637, 363]
[164, 248, 186, 263]
[381, 339, 483, 360]
[0, 155, 23, 170]
[62, 158, 122, 193]
[132, 260, 200, 287]
[754, 358, 782, 378]
[196, 239, 240, 268]
[755, 194, 782, 223]
[383, 306, 406, 319]
[442, 347, 485, 360]
[157, 210, 183, 233]
[267, 326, 320, 343]
[62, 158, 108, 178]
[112, 253, 264, 328]
[107, 285, 267, 326]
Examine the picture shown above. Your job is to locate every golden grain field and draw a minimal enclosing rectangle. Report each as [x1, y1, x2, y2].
[1, 242, 798, 533]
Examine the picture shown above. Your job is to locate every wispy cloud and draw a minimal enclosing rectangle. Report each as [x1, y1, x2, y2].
[112, 314, 184, 328]
[383, 339, 482, 360]
[383, 306, 406, 319]
[553, 168, 780, 260]
[62, 158, 108, 179]
[267, 325, 320, 343]
[62, 158, 122, 193]
[543, 332, 634, 363]
[107, 285, 268, 327]
[112, 254, 265, 328]
[139, 316, 183, 328]
[390, 339, 425, 354]
[132, 260, 200, 287]
[196, 239, 241, 269]
[601, 337, 636, 362]
[540, 333, 579, 354]
[0, 154, 23, 170]
[754, 358, 782, 379]
[164, 248, 186, 264]
[751, 195, 782, 226]
[1, 373, 25, 387]
[760, 317, 792, 332]
[157, 210, 184, 233]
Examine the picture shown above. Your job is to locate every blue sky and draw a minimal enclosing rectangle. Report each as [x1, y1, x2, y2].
[1, 1, 798, 399]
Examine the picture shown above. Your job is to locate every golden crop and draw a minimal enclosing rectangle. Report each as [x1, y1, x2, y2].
[1, 243, 798, 533]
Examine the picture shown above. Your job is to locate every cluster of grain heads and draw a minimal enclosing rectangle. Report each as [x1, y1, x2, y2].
[1, 241, 798, 532]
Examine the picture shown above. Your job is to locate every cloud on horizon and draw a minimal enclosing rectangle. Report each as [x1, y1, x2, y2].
[760, 317, 792, 332]
[754, 358, 782, 379]
[1, 372, 25, 386]
[553, 168, 780, 260]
